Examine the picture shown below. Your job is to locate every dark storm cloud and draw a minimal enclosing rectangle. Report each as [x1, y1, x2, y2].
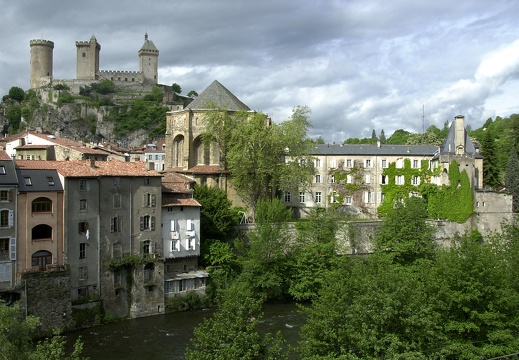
[1, 0, 519, 142]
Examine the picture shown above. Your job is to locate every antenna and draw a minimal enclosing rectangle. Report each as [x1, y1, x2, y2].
[421, 104, 425, 144]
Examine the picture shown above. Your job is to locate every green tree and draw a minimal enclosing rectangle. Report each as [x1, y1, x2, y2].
[187, 90, 198, 98]
[6, 105, 22, 132]
[387, 129, 412, 144]
[481, 128, 501, 188]
[380, 129, 386, 144]
[238, 198, 292, 299]
[186, 280, 288, 360]
[204, 106, 314, 210]
[8, 86, 25, 102]
[91, 80, 116, 94]
[314, 136, 325, 144]
[171, 83, 182, 94]
[371, 129, 377, 143]
[374, 196, 435, 265]
[289, 208, 340, 301]
[505, 146, 519, 212]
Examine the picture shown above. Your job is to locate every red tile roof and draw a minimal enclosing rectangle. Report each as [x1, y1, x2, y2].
[162, 198, 201, 207]
[161, 172, 195, 193]
[15, 159, 163, 177]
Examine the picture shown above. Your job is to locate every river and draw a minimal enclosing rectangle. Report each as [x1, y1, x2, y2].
[67, 302, 306, 359]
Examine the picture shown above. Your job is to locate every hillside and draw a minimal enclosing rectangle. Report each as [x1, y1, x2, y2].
[0, 82, 192, 149]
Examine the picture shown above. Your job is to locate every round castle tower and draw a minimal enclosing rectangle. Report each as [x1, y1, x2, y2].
[30, 39, 54, 88]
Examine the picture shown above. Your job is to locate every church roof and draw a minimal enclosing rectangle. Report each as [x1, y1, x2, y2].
[186, 80, 250, 111]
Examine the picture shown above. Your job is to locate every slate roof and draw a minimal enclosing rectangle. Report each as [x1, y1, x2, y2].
[140, 33, 158, 52]
[16, 169, 63, 192]
[0, 158, 18, 185]
[186, 80, 250, 111]
[439, 121, 483, 158]
[311, 144, 439, 156]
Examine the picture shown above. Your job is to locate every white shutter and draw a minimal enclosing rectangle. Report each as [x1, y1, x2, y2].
[170, 220, 176, 231]
[187, 219, 193, 231]
[9, 237, 16, 260]
[190, 238, 196, 250]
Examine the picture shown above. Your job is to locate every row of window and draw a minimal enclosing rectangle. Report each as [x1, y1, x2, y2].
[313, 174, 422, 185]
[164, 278, 206, 294]
[284, 191, 409, 205]
[314, 158, 427, 169]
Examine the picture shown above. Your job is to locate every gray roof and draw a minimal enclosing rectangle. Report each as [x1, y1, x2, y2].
[186, 80, 250, 111]
[140, 33, 158, 52]
[0, 160, 18, 185]
[16, 169, 63, 192]
[311, 144, 439, 156]
[439, 122, 483, 158]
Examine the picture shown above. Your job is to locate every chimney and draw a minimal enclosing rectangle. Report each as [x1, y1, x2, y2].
[454, 115, 465, 155]
[88, 159, 96, 168]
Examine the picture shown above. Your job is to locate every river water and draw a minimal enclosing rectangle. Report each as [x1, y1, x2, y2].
[67, 302, 305, 360]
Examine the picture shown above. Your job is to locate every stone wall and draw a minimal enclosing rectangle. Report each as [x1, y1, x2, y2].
[22, 270, 72, 335]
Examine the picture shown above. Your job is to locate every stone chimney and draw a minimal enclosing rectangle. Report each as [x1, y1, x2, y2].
[454, 115, 465, 155]
[87, 159, 96, 168]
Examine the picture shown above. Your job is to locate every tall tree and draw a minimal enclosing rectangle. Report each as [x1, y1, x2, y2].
[379, 129, 386, 144]
[374, 196, 435, 265]
[204, 106, 314, 210]
[371, 129, 377, 143]
[505, 146, 519, 212]
[481, 128, 501, 188]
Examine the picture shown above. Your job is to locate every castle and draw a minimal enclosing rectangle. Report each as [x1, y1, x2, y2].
[29, 34, 159, 91]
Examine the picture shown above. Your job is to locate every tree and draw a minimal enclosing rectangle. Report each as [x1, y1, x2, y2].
[204, 105, 314, 210]
[92, 80, 116, 94]
[0, 302, 87, 360]
[314, 136, 325, 144]
[387, 129, 411, 144]
[8, 86, 25, 102]
[185, 280, 288, 360]
[481, 128, 501, 188]
[371, 129, 377, 143]
[374, 196, 435, 265]
[171, 83, 182, 94]
[380, 129, 386, 144]
[187, 90, 198, 98]
[6, 105, 22, 132]
[505, 146, 519, 212]
[237, 198, 293, 299]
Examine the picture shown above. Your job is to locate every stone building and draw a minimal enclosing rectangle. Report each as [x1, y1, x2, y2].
[30, 33, 159, 91]
[164, 80, 250, 206]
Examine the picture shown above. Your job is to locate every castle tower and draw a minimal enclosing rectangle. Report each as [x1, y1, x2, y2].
[76, 35, 100, 80]
[138, 33, 159, 84]
[30, 39, 54, 88]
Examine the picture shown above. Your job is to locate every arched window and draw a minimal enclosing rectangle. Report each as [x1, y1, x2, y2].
[32, 224, 52, 241]
[32, 197, 52, 213]
[144, 262, 154, 283]
[173, 135, 184, 167]
[32, 250, 52, 270]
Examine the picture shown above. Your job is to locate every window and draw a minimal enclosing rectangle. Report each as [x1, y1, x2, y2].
[381, 159, 387, 168]
[143, 193, 156, 207]
[299, 192, 305, 203]
[412, 176, 420, 185]
[381, 175, 388, 184]
[413, 160, 419, 168]
[284, 192, 291, 203]
[0, 166, 5, 174]
[172, 239, 180, 252]
[113, 193, 122, 208]
[365, 175, 371, 184]
[331, 192, 339, 203]
[314, 159, 321, 167]
[396, 175, 405, 185]
[32, 250, 52, 270]
[0, 210, 9, 228]
[148, 155, 153, 160]
[31, 224, 52, 241]
[79, 243, 86, 259]
[346, 175, 352, 184]
[32, 197, 52, 213]
[144, 263, 154, 282]
[140, 215, 155, 231]
[315, 174, 321, 183]
[365, 191, 374, 204]
[79, 199, 87, 212]
[79, 179, 87, 191]
[0, 190, 10, 201]
[47, 176, 55, 186]
[331, 174, 335, 183]
[345, 196, 352, 205]
[142, 240, 151, 254]
[346, 159, 352, 168]
[330, 159, 337, 169]
[78, 222, 88, 234]
[396, 159, 403, 168]
[24, 177, 32, 186]
[113, 177, 120, 187]
[110, 217, 121, 232]
[79, 266, 88, 281]
[315, 192, 322, 203]
[365, 159, 372, 168]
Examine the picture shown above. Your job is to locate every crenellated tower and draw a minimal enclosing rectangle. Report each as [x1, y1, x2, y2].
[30, 39, 54, 88]
[138, 33, 159, 84]
[76, 35, 101, 80]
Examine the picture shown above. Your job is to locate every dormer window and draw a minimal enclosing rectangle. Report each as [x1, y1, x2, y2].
[0, 166, 5, 175]
[24, 177, 32, 186]
[47, 176, 55, 186]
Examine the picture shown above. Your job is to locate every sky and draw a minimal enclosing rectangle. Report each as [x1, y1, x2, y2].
[1, 0, 519, 143]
